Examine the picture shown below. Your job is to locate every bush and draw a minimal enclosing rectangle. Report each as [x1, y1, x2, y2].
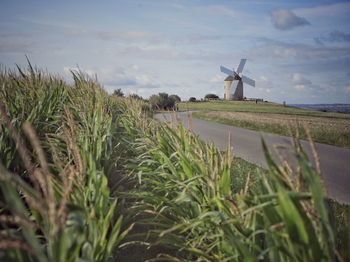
[189, 97, 196, 102]
[204, 93, 219, 100]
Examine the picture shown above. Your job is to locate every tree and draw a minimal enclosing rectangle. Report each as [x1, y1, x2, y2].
[149, 93, 176, 110]
[189, 97, 196, 102]
[129, 94, 143, 100]
[113, 88, 124, 97]
[169, 94, 181, 103]
[204, 93, 219, 100]
[149, 94, 162, 109]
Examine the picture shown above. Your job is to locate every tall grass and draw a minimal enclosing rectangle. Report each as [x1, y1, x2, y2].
[118, 103, 341, 261]
[0, 64, 345, 261]
[0, 64, 128, 261]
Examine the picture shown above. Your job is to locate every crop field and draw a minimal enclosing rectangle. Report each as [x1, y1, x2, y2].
[179, 101, 350, 148]
[0, 65, 349, 261]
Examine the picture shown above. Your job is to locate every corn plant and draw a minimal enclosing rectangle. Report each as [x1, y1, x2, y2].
[117, 101, 340, 261]
[0, 64, 129, 261]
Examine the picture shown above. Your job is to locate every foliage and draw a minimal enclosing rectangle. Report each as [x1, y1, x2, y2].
[204, 93, 219, 100]
[169, 94, 181, 102]
[116, 103, 342, 261]
[329, 200, 350, 262]
[129, 93, 143, 100]
[0, 64, 129, 261]
[149, 92, 176, 110]
[0, 63, 346, 261]
[189, 97, 197, 102]
[113, 88, 124, 97]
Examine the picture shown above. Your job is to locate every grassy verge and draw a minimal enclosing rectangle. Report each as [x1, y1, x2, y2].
[193, 111, 350, 148]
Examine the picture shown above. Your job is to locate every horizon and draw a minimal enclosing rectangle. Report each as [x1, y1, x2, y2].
[1, 0, 350, 104]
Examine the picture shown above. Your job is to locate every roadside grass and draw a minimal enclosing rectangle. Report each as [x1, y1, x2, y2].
[193, 111, 350, 148]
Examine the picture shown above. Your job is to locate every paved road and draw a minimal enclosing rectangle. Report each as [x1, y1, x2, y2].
[155, 112, 350, 204]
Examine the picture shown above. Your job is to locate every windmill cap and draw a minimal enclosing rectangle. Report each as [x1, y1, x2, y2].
[224, 75, 234, 81]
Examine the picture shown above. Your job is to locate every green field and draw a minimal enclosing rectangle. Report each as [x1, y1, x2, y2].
[0, 65, 349, 261]
[179, 101, 350, 118]
[179, 101, 350, 148]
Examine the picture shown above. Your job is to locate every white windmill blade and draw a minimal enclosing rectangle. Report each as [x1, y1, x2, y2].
[236, 59, 247, 74]
[220, 66, 234, 76]
[241, 75, 255, 87]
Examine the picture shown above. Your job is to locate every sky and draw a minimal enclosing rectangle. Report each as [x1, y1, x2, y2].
[1, 0, 350, 103]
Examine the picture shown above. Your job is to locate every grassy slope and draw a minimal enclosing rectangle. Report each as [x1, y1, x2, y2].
[179, 101, 350, 118]
[179, 101, 350, 148]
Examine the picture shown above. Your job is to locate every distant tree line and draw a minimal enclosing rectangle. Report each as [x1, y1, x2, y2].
[113, 88, 222, 106]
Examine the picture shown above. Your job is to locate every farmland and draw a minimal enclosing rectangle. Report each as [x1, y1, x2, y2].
[0, 65, 349, 261]
[179, 101, 350, 148]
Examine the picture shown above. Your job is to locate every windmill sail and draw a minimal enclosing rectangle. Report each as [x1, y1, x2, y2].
[242, 75, 255, 87]
[236, 59, 247, 74]
[220, 66, 234, 76]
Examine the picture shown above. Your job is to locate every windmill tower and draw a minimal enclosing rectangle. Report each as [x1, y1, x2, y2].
[220, 59, 255, 100]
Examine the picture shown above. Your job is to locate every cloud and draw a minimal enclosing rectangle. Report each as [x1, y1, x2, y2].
[256, 76, 273, 93]
[251, 38, 350, 61]
[296, 2, 350, 17]
[270, 9, 310, 30]
[314, 31, 350, 45]
[0, 32, 35, 53]
[292, 73, 312, 85]
[64, 65, 162, 91]
[61, 27, 153, 42]
[294, 84, 305, 91]
[0, 40, 33, 53]
[209, 74, 223, 83]
[17, 18, 153, 43]
[344, 85, 350, 93]
[291, 73, 312, 91]
[201, 5, 240, 18]
[175, 34, 235, 45]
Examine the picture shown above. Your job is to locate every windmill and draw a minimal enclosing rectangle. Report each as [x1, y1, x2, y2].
[220, 59, 255, 100]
